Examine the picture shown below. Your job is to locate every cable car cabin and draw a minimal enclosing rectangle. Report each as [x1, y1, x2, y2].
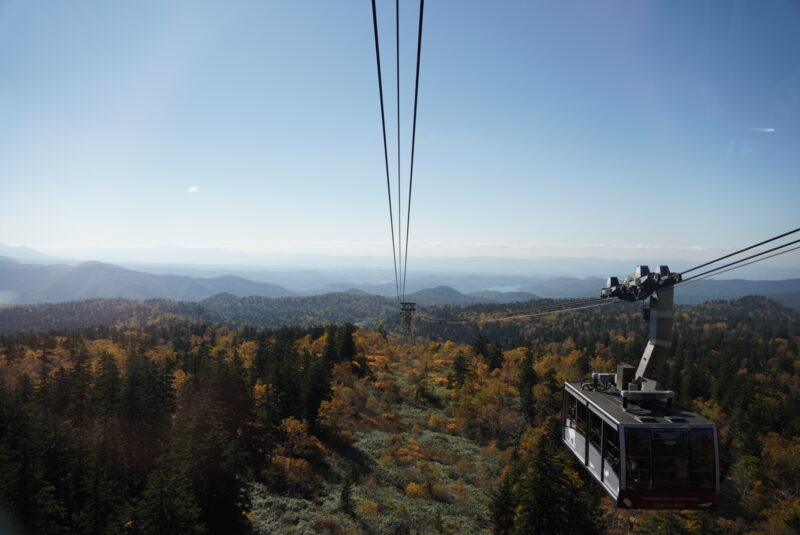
[561, 381, 719, 510]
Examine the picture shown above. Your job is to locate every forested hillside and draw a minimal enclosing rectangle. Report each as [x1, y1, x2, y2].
[0, 298, 220, 335]
[1, 297, 798, 533]
[200, 292, 397, 328]
[0, 293, 396, 335]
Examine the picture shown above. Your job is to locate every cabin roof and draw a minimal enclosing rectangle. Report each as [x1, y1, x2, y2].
[565, 381, 714, 426]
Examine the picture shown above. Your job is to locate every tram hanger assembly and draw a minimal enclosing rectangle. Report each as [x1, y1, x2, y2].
[562, 266, 719, 510]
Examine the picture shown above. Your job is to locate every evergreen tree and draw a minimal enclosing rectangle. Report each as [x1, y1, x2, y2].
[337, 323, 357, 363]
[518, 348, 538, 419]
[301, 351, 331, 432]
[338, 475, 355, 517]
[491, 469, 516, 534]
[511, 418, 602, 535]
[451, 351, 471, 388]
[486, 343, 505, 372]
[324, 326, 338, 362]
[252, 337, 271, 384]
[170, 393, 251, 535]
[137, 462, 205, 535]
[471, 335, 489, 360]
[92, 352, 121, 420]
[122, 351, 174, 491]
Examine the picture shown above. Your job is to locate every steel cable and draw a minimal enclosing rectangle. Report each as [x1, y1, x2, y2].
[417, 297, 616, 324]
[680, 238, 800, 284]
[395, 0, 402, 302]
[370, 0, 401, 303]
[401, 0, 424, 301]
[677, 244, 800, 288]
[680, 227, 800, 276]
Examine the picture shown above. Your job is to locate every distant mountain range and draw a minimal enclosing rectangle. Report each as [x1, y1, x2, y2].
[673, 279, 800, 305]
[0, 256, 539, 307]
[2, 254, 800, 310]
[0, 243, 56, 263]
[0, 256, 295, 303]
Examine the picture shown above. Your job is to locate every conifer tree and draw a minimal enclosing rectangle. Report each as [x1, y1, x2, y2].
[486, 343, 505, 371]
[451, 351, 471, 388]
[491, 469, 516, 535]
[301, 351, 331, 432]
[137, 462, 204, 535]
[518, 348, 538, 420]
[92, 352, 121, 420]
[338, 475, 355, 517]
[324, 326, 338, 362]
[252, 337, 271, 384]
[472, 335, 489, 360]
[511, 418, 602, 535]
[68, 343, 92, 426]
[337, 323, 357, 363]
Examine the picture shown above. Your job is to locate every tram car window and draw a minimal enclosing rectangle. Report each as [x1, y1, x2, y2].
[625, 428, 652, 490]
[564, 392, 578, 430]
[602, 420, 620, 484]
[690, 429, 717, 491]
[576, 400, 587, 436]
[651, 429, 690, 490]
[590, 411, 602, 450]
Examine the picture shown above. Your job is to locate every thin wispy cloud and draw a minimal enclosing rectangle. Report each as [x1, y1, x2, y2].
[752, 127, 775, 133]
[187, 186, 199, 193]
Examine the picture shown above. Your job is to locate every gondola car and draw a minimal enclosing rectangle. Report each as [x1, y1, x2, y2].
[562, 266, 719, 509]
[562, 373, 719, 509]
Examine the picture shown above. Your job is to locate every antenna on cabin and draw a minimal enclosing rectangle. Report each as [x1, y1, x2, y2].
[400, 302, 416, 343]
[601, 265, 682, 409]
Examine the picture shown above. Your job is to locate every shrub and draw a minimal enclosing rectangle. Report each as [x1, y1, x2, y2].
[405, 482, 430, 500]
[357, 498, 380, 517]
[311, 517, 345, 535]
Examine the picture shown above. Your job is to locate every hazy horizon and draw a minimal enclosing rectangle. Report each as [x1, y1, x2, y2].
[3, 241, 798, 282]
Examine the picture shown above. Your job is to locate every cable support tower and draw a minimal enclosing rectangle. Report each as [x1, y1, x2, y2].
[400, 301, 417, 342]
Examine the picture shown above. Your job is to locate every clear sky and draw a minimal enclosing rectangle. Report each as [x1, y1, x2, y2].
[1, 0, 799, 267]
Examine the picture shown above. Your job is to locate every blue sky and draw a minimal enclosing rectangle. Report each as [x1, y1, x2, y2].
[1, 0, 799, 267]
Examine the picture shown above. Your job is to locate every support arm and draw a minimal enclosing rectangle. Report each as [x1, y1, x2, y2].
[635, 286, 674, 389]
[601, 265, 680, 393]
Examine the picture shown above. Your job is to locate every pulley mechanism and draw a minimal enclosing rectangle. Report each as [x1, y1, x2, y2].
[600, 265, 682, 408]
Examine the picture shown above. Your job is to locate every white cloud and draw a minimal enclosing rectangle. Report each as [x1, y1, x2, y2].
[753, 127, 775, 133]
[187, 186, 199, 193]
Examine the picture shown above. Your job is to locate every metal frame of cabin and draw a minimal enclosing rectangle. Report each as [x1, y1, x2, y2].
[562, 381, 719, 509]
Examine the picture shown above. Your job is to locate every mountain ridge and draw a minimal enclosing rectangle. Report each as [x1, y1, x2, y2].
[0, 256, 296, 304]
[3, 255, 800, 310]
